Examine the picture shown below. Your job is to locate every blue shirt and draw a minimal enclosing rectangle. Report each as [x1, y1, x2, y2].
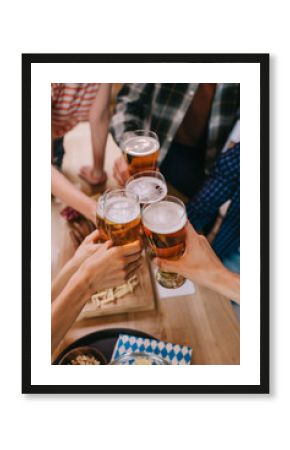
[186, 143, 240, 260]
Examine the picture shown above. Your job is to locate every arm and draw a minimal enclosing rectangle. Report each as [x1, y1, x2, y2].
[51, 229, 102, 301]
[51, 165, 96, 223]
[51, 257, 81, 302]
[52, 239, 142, 353]
[52, 268, 91, 353]
[79, 84, 112, 184]
[186, 143, 240, 230]
[207, 268, 240, 304]
[154, 223, 240, 303]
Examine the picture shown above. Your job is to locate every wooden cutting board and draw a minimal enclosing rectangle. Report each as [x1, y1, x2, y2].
[77, 253, 157, 320]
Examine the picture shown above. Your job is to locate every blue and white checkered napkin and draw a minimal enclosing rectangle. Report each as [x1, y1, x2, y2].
[111, 334, 192, 365]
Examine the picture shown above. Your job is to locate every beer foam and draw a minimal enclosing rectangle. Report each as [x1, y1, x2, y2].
[105, 198, 140, 224]
[124, 136, 159, 156]
[96, 199, 104, 218]
[126, 176, 167, 204]
[142, 201, 186, 234]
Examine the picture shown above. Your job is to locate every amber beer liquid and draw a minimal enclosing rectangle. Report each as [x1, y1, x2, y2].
[122, 131, 160, 175]
[104, 190, 141, 246]
[126, 170, 168, 257]
[142, 197, 187, 288]
[95, 194, 109, 242]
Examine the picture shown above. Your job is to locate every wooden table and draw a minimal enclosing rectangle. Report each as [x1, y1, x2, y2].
[52, 124, 240, 364]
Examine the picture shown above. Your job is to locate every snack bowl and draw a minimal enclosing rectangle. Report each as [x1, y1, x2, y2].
[110, 352, 170, 365]
[58, 345, 107, 365]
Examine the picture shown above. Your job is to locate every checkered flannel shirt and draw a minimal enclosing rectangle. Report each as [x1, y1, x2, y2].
[186, 143, 240, 260]
[110, 83, 240, 169]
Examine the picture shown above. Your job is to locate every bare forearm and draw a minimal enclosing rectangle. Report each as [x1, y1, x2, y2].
[51, 269, 90, 353]
[51, 166, 96, 222]
[90, 112, 110, 169]
[207, 268, 240, 304]
[51, 258, 79, 301]
[89, 84, 111, 170]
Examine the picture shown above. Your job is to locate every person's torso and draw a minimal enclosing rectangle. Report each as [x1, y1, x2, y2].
[174, 83, 217, 147]
[51, 83, 100, 138]
[149, 83, 240, 168]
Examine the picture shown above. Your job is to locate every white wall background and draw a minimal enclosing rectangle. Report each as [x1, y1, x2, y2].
[0, 1, 286, 449]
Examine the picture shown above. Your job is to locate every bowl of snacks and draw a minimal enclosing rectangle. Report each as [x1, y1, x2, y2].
[58, 346, 107, 365]
[110, 352, 170, 365]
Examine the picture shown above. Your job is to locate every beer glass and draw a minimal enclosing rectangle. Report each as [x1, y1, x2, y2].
[95, 191, 109, 242]
[104, 189, 141, 246]
[121, 130, 160, 175]
[142, 195, 187, 288]
[125, 170, 167, 205]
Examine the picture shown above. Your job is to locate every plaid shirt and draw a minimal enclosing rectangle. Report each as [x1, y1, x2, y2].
[110, 83, 240, 169]
[186, 143, 240, 260]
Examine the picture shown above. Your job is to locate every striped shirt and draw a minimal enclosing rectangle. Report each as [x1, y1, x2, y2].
[51, 83, 100, 138]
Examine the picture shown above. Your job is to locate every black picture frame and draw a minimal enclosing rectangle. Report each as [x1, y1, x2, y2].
[22, 53, 269, 394]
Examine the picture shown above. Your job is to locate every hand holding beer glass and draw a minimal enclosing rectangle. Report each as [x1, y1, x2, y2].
[142, 196, 187, 289]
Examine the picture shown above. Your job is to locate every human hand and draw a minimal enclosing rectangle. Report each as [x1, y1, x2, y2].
[113, 154, 130, 186]
[69, 218, 96, 248]
[79, 166, 107, 185]
[79, 239, 142, 294]
[71, 229, 102, 268]
[154, 223, 226, 290]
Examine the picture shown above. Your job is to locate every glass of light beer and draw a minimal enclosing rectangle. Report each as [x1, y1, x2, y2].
[104, 189, 141, 246]
[121, 130, 160, 175]
[142, 196, 187, 289]
[125, 170, 167, 206]
[95, 191, 109, 242]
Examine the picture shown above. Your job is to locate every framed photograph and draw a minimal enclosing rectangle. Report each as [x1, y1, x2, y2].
[22, 53, 269, 394]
